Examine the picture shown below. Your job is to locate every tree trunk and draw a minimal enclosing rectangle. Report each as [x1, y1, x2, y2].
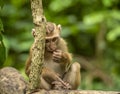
[28, 0, 46, 93]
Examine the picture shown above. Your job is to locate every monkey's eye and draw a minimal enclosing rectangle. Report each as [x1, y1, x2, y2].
[52, 37, 58, 42]
[45, 39, 49, 43]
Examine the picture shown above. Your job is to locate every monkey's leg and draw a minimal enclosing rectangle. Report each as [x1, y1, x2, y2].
[41, 67, 64, 90]
[39, 77, 52, 90]
[63, 62, 81, 89]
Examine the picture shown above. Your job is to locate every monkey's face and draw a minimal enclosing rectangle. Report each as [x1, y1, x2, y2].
[45, 36, 59, 52]
[45, 22, 61, 52]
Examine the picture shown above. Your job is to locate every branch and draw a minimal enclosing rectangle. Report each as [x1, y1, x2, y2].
[28, 0, 46, 92]
[74, 55, 113, 86]
[32, 90, 120, 94]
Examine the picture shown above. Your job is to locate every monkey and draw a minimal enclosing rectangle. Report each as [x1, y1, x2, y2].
[25, 22, 81, 90]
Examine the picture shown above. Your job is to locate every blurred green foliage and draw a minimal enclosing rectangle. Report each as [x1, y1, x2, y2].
[0, 2, 6, 67]
[0, 0, 120, 91]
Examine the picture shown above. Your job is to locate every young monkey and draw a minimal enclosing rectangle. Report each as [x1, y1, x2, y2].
[25, 22, 81, 90]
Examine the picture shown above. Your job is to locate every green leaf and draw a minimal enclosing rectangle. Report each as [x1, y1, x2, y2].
[61, 27, 72, 37]
[110, 10, 120, 21]
[0, 0, 4, 9]
[83, 12, 104, 25]
[49, 0, 72, 12]
[11, 0, 27, 8]
[0, 19, 4, 32]
[0, 39, 6, 66]
[102, 0, 113, 7]
[0, 19, 6, 66]
[107, 27, 120, 41]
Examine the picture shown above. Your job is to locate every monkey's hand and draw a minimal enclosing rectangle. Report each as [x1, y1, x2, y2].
[52, 81, 72, 90]
[53, 50, 68, 63]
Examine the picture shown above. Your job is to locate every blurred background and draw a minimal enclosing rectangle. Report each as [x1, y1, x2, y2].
[0, 0, 120, 91]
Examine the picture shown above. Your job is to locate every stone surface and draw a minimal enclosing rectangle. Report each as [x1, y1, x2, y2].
[0, 67, 27, 94]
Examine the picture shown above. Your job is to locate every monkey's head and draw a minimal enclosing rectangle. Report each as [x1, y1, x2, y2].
[45, 22, 61, 52]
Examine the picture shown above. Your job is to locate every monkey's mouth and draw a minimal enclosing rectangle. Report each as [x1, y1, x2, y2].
[46, 47, 56, 53]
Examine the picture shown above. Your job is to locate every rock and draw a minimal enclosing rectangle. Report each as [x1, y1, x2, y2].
[0, 67, 27, 94]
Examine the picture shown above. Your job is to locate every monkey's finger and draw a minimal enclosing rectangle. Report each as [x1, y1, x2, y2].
[53, 51, 62, 57]
[53, 54, 62, 59]
[53, 52, 62, 57]
[53, 50, 62, 54]
[52, 81, 61, 85]
[54, 50, 62, 53]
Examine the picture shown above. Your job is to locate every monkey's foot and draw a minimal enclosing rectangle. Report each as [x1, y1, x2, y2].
[52, 81, 62, 90]
[62, 81, 72, 90]
[52, 81, 72, 90]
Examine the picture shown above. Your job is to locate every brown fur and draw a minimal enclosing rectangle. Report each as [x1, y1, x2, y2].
[25, 22, 81, 90]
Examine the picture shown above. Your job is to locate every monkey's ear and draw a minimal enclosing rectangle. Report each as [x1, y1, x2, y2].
[57, 24, 61, 32]
[32, 28, 36, 37]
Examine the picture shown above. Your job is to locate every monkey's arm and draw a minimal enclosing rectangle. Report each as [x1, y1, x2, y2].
[42, 67, 61, 82]
[52, 37, 73, 73]
[42, 67, 71, 89]
[60, 38, 72, 65]
[25, 47, 32, 76]
[53, 50, 72, 64]
[25, 56, 31, 76]
[61, 52, 72, 64]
